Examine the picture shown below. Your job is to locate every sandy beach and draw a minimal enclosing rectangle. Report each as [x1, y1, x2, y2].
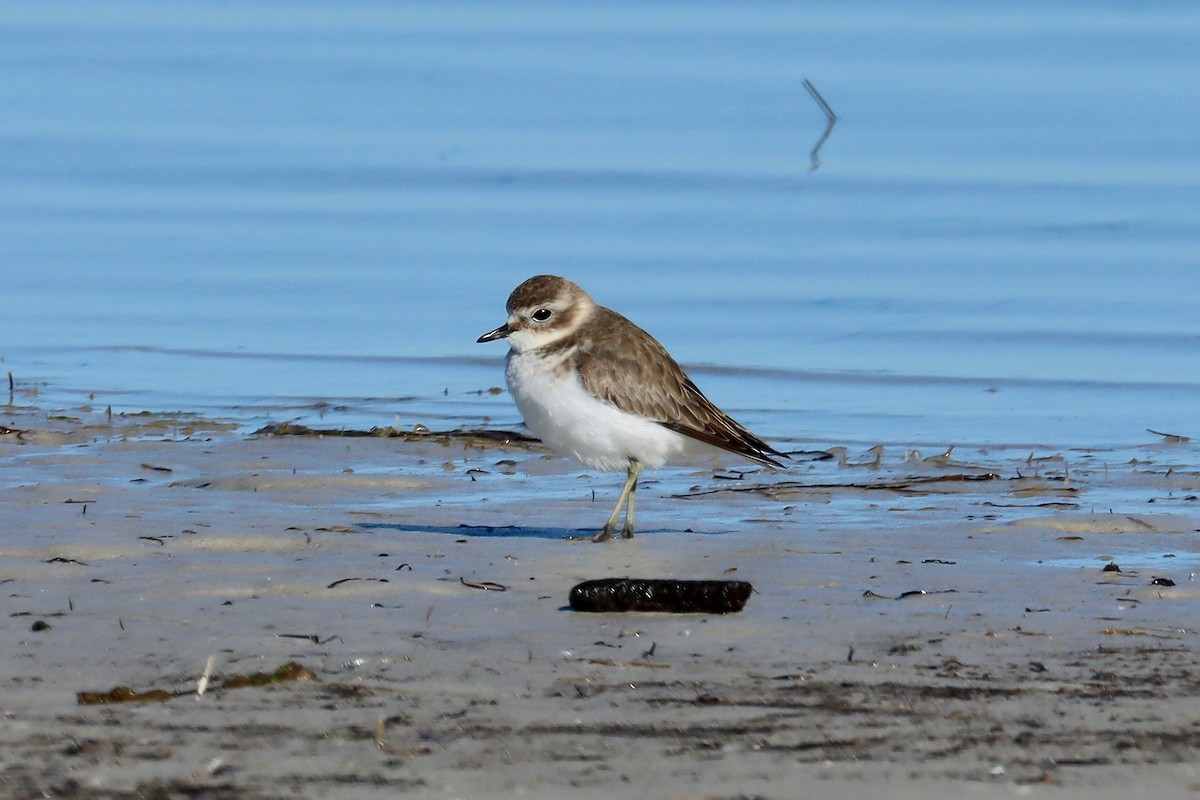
[4, 2, 1200, 797]
[3, 399, 1199, 799]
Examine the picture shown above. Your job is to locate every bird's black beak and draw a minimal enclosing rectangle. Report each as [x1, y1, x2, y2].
[477, 323, 512, 343]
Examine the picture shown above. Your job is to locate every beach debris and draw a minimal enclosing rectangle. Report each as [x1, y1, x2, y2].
[30, 620, 51, 632]
[586, 657, 671, 669]
[1102, 563, 1122, 572]
[897, 589, 956, 600]
[863, 588, 959, 601]
[902, 448, 964, 465]
[921, 446, 957, 465]
[254, 421, 539, 448]
[78, 661, 317, 705]
[220, 663, 315, 689]
[678, 472, 1004, 500]
[1099, 627, 1162, 637]
[1147, 428, 1190, 443]
[569, 578, 753, 614]
[78, 686, 177, 705]
[825, 444, 884, 468]
[275, 633, 342, 645]
[982, 501, 1079, 509]
[327, 577, 389, 589]
[459, 576, 508, 592]
[0, 423, 30, 441]
[196, 654, 215, 697]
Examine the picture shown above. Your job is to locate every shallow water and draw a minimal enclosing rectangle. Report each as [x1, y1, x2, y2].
[3, 2, 1199, 449]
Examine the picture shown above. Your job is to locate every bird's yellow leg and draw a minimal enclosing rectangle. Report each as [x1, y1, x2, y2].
[619, 460, 642, 539]
[594, 459, 642, 542]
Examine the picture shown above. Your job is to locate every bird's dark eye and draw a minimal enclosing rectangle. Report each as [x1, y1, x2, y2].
[532, 308, 553, 322]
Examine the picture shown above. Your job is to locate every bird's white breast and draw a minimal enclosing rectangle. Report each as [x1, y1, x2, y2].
[505, 349, 701, 472]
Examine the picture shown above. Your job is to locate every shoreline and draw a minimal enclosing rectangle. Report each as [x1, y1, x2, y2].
[2, 401, 1199, 798]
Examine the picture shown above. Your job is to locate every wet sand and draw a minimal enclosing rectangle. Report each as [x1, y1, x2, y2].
[3, 402, 1200, 799]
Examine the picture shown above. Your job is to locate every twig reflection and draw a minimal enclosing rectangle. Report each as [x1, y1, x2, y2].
[803, 78, 837, 172]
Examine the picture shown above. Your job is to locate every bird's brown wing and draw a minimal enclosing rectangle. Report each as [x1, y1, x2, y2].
[575, 309, 786, 468]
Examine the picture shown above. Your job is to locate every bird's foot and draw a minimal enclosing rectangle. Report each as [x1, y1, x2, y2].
[592, 526, 615, 543]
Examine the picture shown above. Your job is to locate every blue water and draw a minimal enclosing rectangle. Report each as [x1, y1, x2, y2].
[3, 2, 1199, 447]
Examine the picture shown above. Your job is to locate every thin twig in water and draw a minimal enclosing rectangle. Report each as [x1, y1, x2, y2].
[803, 78, 838, 171]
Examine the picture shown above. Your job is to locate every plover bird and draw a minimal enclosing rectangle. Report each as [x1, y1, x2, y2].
[477, 275, 785, 541]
